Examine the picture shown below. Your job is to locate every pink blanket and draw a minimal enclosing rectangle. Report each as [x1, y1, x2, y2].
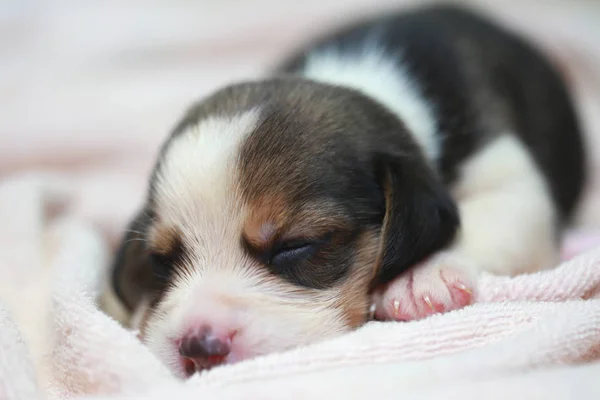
[0, 175, 599, 399]
[2, 0, 600, 399]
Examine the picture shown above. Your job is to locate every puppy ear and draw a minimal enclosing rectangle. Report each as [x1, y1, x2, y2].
[111, 208, 158, 313]
[373, 152, 460, 286]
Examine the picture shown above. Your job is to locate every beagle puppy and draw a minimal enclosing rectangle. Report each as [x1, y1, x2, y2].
[106, 5, 586, 377]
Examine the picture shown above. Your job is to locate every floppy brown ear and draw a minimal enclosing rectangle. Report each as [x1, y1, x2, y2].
[111, 209, 159, 313]
[373, 152, 460, 286]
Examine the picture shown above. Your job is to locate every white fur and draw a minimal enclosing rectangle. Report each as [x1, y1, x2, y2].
[375, 134, 557, 320]
[154, 109, 260, 227]
[101, 112, 264, 329]
[301, 43, 439, 161]
[144, 262, 348, 377]
[451, 134, 558, 274]
[145, 110, 349, 377]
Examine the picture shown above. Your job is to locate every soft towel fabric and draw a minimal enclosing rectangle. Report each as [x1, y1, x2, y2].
[1, 175, 600, 400]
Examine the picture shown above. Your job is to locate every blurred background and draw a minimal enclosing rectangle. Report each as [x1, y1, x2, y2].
[1, 0, 600, 247]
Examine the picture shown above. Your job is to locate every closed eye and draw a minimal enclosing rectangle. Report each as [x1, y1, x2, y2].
[149, 252, 173, 281]
[270, 239, 318, 267]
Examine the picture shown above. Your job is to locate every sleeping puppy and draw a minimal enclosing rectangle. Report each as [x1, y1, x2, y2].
[105, 5, 586, 377]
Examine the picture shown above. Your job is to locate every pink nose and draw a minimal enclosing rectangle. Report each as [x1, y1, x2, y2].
[179, 327, 232, 373]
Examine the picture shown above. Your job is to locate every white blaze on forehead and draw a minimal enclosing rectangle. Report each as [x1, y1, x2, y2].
[154, 109, 261, 239]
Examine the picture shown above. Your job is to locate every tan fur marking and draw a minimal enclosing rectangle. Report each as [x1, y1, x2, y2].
[147, 225, 181, 255]
[244, 194, 289, 249]
[371, 168, 394, 282]
[336, 230, 381, 327]
[244, 195, 351, 249]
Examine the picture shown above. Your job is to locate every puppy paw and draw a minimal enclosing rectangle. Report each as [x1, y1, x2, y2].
[372, 252, 478, 321]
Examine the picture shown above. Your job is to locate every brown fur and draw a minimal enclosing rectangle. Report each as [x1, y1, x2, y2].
[336, 229, 381, 327]
[147, 224, 181, 256]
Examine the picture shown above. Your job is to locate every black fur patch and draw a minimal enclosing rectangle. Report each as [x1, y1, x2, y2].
[277, 4, 586, 223]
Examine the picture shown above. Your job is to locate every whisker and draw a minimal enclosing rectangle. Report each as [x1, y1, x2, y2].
[124, 237, 147, 245]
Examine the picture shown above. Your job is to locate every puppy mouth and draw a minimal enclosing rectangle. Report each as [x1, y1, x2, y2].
[182, 354, 229, 376]
[183, 358, 197, 376]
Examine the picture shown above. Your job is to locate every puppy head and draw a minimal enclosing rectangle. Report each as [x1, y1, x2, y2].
[112, 78, 458, 377]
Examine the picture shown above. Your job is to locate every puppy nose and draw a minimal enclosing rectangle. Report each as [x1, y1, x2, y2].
[179, 328, 232, 369]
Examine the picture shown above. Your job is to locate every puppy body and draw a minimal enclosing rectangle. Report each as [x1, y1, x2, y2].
[278, 6, 585, 318]
[106, 5, 585, 377]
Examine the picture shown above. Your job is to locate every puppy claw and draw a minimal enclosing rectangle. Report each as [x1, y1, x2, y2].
[369, 303, 377, 319]
[456, 283, 473, 297]
[392, 299, 400, 317]
[423, 295, 436, 313]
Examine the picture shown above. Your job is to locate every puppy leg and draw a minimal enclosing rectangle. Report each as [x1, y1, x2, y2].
[374, 135, 558, 320]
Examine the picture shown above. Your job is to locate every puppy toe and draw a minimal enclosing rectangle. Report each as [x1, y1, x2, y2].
[372, 273, 417, 321]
